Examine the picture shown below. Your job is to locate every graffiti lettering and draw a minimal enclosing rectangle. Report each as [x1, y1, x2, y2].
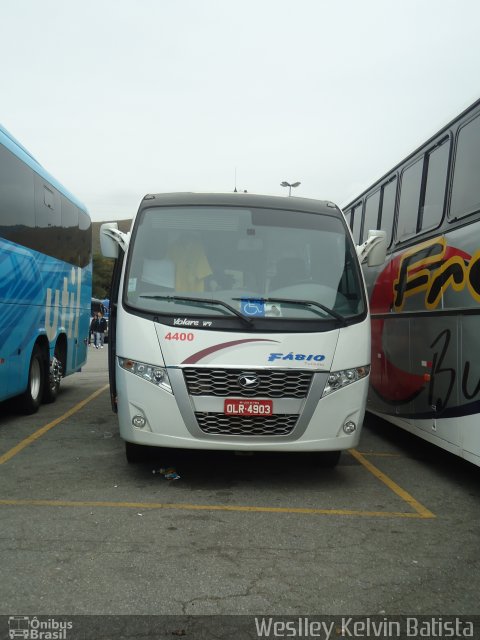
[393, 238, 445, 310]
[393, 237, 480, 311]
[426, 328, 480, 412]
[428, 329, 455, 412]
[462, 361, 480, 401]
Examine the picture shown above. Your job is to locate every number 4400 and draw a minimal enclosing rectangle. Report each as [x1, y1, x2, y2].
[165, 332, 194, 341]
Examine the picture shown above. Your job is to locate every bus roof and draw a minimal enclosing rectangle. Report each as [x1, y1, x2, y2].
[0, 123, 88, 214]
[138, 191, 342, 217]
[342, 95, 480, 211]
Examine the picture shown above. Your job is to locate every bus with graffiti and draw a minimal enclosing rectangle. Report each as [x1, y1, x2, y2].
[0, 125, 92, 413]
[343, 97, 480, 467]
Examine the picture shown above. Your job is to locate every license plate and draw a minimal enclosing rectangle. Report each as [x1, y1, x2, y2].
[224, 399, 273, 416]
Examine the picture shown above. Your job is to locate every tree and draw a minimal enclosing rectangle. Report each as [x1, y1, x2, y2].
[92, 254, 114, 298]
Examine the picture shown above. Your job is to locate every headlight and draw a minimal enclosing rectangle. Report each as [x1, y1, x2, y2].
[322, 365, 370, 397]
[118, 357, 172, 393]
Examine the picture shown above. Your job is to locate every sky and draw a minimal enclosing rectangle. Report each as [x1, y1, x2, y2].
[2, 0, 480, 221]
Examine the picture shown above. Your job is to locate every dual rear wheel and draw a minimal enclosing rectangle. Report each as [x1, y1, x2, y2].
[20, 343, 64, 414]
[21, 345, 45, 414]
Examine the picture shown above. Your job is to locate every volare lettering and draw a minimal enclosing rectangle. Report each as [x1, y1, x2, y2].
[173, 318, 200, 326]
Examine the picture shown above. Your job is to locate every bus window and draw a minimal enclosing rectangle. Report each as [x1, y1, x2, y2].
[0, 144, 34, 235]
[450, 113, 480, 220]
[419, 137, 450, 232]
[344, 209, 352, 230]
[78, 209, 92, 268]
[362, 190, 380, 242]
[396, 158, 423, 241]
[35, 175, 61, 229]
[351, 203, 363, 243]
[378, 176, 397, 247]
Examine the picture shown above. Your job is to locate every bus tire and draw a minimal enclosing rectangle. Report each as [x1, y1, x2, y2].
[43, 343, 64, 404]
[21, 345, 45, 414]
[125, 441, 148, 464]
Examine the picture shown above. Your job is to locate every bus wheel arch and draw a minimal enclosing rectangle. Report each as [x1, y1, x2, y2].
[43, 334, 67, 404]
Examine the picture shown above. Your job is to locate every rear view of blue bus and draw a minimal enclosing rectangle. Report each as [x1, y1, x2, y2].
[0, 125, 92, 413]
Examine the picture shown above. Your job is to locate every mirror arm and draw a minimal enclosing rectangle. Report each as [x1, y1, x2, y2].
[356, 230, 387, 264]
[103, 227, 130, 252]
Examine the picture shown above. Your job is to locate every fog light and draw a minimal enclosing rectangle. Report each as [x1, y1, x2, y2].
[132, 415, 146, 428]
[343, 420, 356, 434]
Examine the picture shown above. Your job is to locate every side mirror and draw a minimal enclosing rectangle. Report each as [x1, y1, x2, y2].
[367, 230, 387, 267]
[100, 223, 130, 258]
[356, 230, 387, 267]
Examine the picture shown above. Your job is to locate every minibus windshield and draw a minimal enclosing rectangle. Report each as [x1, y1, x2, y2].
[125, 206, 365, 321]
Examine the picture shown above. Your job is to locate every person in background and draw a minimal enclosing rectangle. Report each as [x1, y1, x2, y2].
[88, 315, 94, 345]
[90, 311, 107, 349]
[102, 297, 110, 319]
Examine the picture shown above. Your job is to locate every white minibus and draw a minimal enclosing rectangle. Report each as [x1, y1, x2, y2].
[101, 193, 386, 465]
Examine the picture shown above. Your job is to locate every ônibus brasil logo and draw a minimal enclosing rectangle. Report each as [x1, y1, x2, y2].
[8, 616, 72, 640]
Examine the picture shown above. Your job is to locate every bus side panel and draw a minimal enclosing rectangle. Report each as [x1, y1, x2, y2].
[42, 256, 91, 377]
[412, 315, 461, 447]
[448, 222, 480, 459]
[461, 316, 480, 460]
[383, 316, 415, 427]
[72, 258, 92, 371]
[367, 223, 480, 460]
[364, 258, 416, 420]
[106, 253, 124, 413]
[0, 237, 91, 401]
[440, 225, 480, 455]
[0, 239, 44, 399]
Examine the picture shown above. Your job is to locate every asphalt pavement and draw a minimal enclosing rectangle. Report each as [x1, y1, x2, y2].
[1, 346, 479, 619]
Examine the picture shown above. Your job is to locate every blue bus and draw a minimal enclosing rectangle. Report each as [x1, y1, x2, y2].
[0, 125, 92, 413]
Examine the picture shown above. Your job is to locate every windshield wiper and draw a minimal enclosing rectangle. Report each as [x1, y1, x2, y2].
[139, 294, 254, 327]
[233, 297, 347, 325]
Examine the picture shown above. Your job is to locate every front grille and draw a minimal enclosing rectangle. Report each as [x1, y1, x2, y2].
[195, 412, 298, 436]
[183, 368, 312, 398]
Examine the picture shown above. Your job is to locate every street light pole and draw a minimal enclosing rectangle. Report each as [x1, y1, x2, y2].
[280, 180, 301, 196]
